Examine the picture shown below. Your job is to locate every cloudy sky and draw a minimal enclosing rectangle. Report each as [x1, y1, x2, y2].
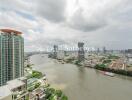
[0, 0, 132, 51]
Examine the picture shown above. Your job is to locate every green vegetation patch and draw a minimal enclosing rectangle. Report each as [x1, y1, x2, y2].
[108, 55, 120, 59]
[65, 58, 75, 63]
[45, 88, 68, 100]
[74, 60, 81, 66]
[95, 64, 107, 68]
[31, 70, 43, 79]
[103, 59, 111, 64]
[34, 82, 41, 89]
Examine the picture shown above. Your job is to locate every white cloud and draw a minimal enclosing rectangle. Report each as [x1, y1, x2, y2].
[0, 0, 132, 51]
[35, 0, 67, 22]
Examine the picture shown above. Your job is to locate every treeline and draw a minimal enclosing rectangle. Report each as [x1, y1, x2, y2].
[95, 65, 132, 76]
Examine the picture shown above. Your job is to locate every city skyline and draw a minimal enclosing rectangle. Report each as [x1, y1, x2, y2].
[0, 0, 132, 51]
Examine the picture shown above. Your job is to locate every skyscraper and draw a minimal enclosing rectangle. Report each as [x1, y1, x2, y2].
[53, 45, 58, 59]
[103, 46, 106, 54]
[78, 42, 85, 61]
[0, 29, 24, 86]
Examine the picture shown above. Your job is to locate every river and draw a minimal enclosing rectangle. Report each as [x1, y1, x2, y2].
[30, 54, 132, 100]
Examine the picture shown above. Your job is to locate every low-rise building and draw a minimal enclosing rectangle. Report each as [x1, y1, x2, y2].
[0, 77, 28, 100]
[109, 59, 126, 70]
[29, 93, 37, 100]
[29, 88, 45, 100]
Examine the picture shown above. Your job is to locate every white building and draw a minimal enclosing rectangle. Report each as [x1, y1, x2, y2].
[0, 77, 28, 100]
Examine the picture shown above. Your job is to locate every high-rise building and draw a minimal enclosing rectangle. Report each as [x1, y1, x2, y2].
[0, 29, 24, 86]
[64, 51, 67, 56]
[97, 48, 100, 53]
[103, 46, 106, 54]
[78, 42, 85, 61]
[53, 45, 58, 59]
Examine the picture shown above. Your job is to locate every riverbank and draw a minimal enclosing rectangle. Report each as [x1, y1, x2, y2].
[94, 65, 132, 76]
[25, 62, 68, 100]
[80, 62, 132, 77]
[55, 58, 132, 77]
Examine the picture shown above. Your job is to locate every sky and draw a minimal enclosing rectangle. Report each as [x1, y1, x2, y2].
[0, 0, 132, 51]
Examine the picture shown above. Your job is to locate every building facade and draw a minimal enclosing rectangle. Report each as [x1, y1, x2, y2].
[78, 42, 85, 61]
[53, 45, 58, 59]
[0, 29, 24, 86]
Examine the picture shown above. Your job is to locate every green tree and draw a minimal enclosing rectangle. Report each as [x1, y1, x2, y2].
[61, 95, 68, 100]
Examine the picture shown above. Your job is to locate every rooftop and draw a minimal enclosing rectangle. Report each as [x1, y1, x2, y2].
[0, 85, 12, 99]
[0, 78, 26, 99]
[34, 88, 44, 94]
[0, 29, 22, 34]
[7, 79, 25, 90]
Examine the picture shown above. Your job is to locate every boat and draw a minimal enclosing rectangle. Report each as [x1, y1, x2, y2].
[100, 71, 115, 77]
[104, 72, 115, 77]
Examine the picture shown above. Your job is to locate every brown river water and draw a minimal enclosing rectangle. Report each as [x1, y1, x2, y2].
[30, 54, 132, 100]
